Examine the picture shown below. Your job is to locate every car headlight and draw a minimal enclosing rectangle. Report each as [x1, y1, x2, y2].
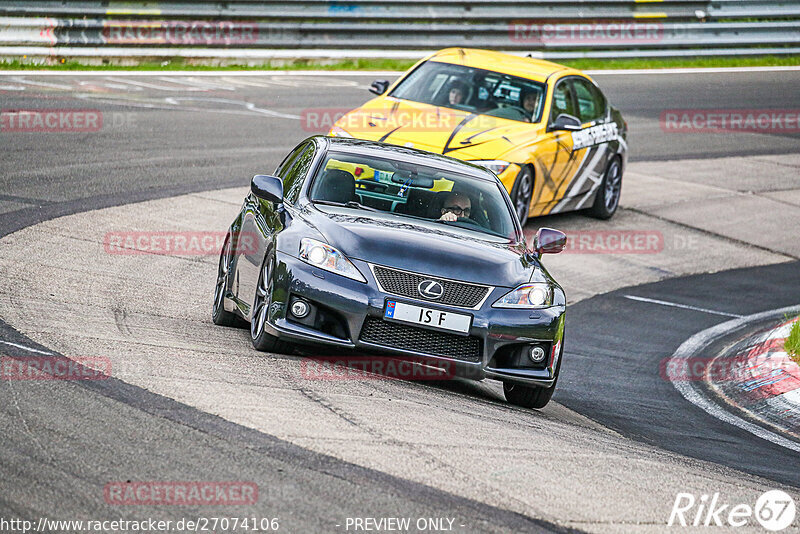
[471, 160, 510, 176]
[492, 283, 552, 308]
[299, 238, 366, 282]
[329, 126, 353, 138]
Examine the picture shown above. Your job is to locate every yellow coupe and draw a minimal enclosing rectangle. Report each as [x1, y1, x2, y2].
[330, 48, 628, 225]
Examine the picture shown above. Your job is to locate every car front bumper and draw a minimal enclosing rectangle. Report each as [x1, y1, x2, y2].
[264, 251, 565, 388]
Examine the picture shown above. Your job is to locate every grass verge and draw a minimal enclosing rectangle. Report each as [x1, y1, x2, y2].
[786, 318, 800, 365]
[0, 57, 417, 71]
[1, 54, 799, 72]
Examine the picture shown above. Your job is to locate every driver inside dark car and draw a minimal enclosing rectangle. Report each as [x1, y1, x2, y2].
[438, 192, 472, 222]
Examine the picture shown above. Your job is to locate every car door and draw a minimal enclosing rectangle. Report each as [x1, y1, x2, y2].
[535, 76, 585, 212]
[560, 76, 616, 204]
[237, 141, 314, 317]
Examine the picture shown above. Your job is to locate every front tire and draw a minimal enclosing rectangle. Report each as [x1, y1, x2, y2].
[503, 381, 556, 409]
[589, 157, 622, 220]
[509, 166, 534, 227]
[250, 252, 294, 354]
[504, 353, 561, 409]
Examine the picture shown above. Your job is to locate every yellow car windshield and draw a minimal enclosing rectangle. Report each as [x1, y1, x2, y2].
[389, 61, 547, 124]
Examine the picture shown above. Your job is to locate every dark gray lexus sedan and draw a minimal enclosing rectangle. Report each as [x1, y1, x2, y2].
[213, 136, 567, 408]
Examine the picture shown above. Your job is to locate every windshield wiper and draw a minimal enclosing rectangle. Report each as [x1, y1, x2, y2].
[312, 200, 379, 212]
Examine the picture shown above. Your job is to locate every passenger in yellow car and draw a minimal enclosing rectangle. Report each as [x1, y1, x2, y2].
[448, 81, 468, 106]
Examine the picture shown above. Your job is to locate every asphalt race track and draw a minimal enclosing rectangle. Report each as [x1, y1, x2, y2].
[1, 69, 799, 532]
[561, 261, 800, 488]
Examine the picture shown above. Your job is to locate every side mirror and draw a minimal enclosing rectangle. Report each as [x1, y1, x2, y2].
[251, 174, 283, 204]
[533, 227, 567, 254]
[369, 80, 390, 96]
[551, 113, 582, 131]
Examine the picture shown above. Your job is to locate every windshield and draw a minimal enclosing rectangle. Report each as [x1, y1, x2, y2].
[389, 61, 547, 124]
[309, 151, 519, 240]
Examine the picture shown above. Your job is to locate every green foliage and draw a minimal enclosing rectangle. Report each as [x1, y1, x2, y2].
[786, 318, 800, 365]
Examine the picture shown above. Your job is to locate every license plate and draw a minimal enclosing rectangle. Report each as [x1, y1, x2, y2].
[384, 300, 471, 334]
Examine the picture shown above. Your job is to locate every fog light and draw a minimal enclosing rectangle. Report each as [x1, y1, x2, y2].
[290, 299, 310, 319]
[529, 345, 546, 363]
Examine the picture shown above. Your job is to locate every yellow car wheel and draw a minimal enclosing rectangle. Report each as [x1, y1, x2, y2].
[509, 166, 534, 227]
[589, 157, 622, 220]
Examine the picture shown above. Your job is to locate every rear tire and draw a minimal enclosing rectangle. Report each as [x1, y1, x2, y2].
[212, 233, 243, 327]
[510, 166, 534, 227]
[589, 157, 622, 220]
[250, 252, 295, 354]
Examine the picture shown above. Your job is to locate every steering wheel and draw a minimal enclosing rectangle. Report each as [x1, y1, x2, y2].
[437, 217, 484, 229]
[500, 103, 528, 119]
[356, 181, 388, 193]
[448, 103, 474, 112]
[483, 103, 528, 121]
[456, 216, 484, 227]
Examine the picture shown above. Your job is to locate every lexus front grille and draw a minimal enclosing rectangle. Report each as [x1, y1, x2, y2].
[371, 265, 490, 308]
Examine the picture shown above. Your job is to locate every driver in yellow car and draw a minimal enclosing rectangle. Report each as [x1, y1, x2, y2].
[522, 89, 541, 122]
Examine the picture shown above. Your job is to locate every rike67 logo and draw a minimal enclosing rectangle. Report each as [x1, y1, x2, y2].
[669, 490, 796, 531]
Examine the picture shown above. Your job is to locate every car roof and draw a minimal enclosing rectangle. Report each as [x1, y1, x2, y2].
[426, 48, 583, 84]
[318, 136, 498, 181]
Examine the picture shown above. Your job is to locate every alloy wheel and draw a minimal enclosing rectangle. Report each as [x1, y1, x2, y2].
[251, 260, 272, 340]
[514, 169, 533, 224]
[604, 160, 622, 212]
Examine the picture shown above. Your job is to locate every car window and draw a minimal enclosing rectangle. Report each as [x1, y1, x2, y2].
[309, 151, 519, 240]
[550, 79, 576, 122]
[572, 78, 607, 124]
[283, 143, 316, 204]
[274, 142, 307, 178]
[389, 61, 546, 124]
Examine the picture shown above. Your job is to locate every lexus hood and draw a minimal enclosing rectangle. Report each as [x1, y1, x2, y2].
[301, 206, 533, 288]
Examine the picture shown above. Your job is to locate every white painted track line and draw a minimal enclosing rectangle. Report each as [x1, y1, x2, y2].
[0, 339, 54, 355]
[623, 295, 744, 318]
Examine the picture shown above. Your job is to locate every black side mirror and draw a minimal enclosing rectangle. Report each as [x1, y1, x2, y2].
[251, 174, 283, 204]
[369, 80, 390, 96]
[551, 113, 582, 131]
[533, 227, 567, 254]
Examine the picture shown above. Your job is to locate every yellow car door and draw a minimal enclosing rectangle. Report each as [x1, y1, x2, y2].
[532, 75, 587, 215]
[558, 77, 617, 208]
